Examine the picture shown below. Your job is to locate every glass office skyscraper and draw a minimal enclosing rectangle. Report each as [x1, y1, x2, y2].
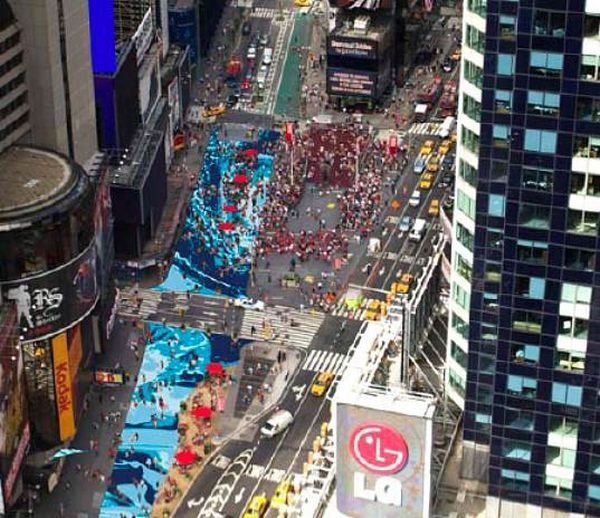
[446, 0, 600, 516]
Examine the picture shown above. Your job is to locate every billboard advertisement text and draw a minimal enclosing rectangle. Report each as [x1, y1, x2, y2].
[327, 68, 376, 97]
[52, 334, 76, 442]
[1, 243, 99, 342]
[327, 36, 377, 60]
[336, 403, 431, 518]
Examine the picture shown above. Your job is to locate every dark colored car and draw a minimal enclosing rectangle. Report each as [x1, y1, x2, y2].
[439, 173, 454, 188]
[226, 94, 239, 107]
[242, 21, 251, 36]
[442, 60, 454, 73]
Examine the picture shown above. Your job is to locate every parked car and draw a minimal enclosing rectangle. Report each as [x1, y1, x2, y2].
[398, 216, 412, 232]
[262, 47, 273, 65]
[247, 46, 257, 60]
[233, 298, 265, 311]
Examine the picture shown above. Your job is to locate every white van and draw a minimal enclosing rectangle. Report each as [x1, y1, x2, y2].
[260, 409, 293, 438]
[409, 190, 421, 207]
[263, 47, 273, 65]
[439, 116, 456, 138]
[409, 218, 427, 242]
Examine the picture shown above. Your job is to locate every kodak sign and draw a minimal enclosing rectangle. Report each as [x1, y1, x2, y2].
[52, 333, 75, 441]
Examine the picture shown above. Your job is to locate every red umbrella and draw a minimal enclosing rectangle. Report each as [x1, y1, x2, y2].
[174, 449, 197, 466]
[233, 173, 249, 184]
[191, 406, 213, 419]
[223, 204, 237, 213]
[243, 148, 258, 158]
[218, 222, 235, 231]
[206, 362, 224, 376]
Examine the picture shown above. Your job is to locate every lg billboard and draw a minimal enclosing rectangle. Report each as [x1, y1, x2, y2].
[327, 36, 378, 60]
[327, 68, 377, 98]
[336, 402, 433, 517]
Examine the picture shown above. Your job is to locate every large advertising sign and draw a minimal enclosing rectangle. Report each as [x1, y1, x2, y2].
[52, 333, 76, 442]
[336, 403, 432, 518]
[329, 0, 394, 9]
[327, 36, 378, 60]
[1, 243, 99, 342]
[327, 68, 377, 98]
[2, 423, 29, 505]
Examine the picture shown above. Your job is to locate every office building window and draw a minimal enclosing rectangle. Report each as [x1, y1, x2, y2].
[453, 283, 471, 310]
[551, 382, 583, 406]
[485, 261, 501, 282]
[524, 129, 557, 153]
[547, 446, 576, 469]
[588, 485, 600, 503]
[467, 0, 487, 15]
[573, 135, 600, 157]
[576, 97, 600, 122]
[492, 125, 510, 147]
[533, 10, 566, 36]
[570, 172, 600, 196]
[561, 283, 592, 304]
[567, 209, 600, 234]
[497, 54, 515, 76]
[457, 190, 476, 219]
[452, 313, 469, 340]
[515, 276, 545, 299]
[499, 15, 516, 39]
[483, 291, 499, 312]
[449, 367, 466, 396]
[459, 160, 477, 186]
[544, 476, 573, 499]
[555, 350, 585, 372]
[495, 89, 512, 113]
[581, 54, 600, 81]
[456, 222, 474, 250]
[461, 125, 480, 154]
[451, 340, 467, 368]
[506, 408, 534, 430]
[491, 160, 508, 181]
[512, 344, 540, 364]
[463, 93, 481, 122]
[455, 253, 472, 281]
[517, 239, 548, 264]
[513, 310, 542, 333]
[522, 166, 553, 191]
[584, 14, 600, 37]
[466, 24, 485, 53]
[519, 204, 550, 229]
[527, 91, 560, 116]
[501, 469, 530, 490]
[550, 416, 578, 440]
[564, 247, 594, 271]
[476, 385, 492, 404]
[507, 375, 537, 398]
[503, 440, 532, 461]
[488, 194, 505, 217]
[464, 60, 483, 88]
[486, 229, 503, 250]
[530, 51, 563, 76]
[558, 315, 589, 339]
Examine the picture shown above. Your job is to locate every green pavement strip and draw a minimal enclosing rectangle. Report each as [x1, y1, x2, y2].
[274, 13, 313, 119]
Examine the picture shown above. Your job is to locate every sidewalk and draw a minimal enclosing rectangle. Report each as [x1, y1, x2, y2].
[34, 319, 146, 518]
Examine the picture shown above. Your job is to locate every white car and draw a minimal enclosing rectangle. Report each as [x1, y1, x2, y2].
[233, 298, 265, 311]
[247, 46, 257, 60]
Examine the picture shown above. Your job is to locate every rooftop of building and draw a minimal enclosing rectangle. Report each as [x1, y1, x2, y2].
[0, 0, 15, 32]
[0, 147, 78, 222]
[331, 12, 392, 42]
[168, 0, 195, 10]
[160, 44, 189, 86]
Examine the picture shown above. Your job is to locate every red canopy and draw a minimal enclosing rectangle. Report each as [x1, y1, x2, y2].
[223, 204, 238, 213]
[243, 148, 258, 158]
[206, 362, 224, 376]
[174, 449, 197, 466]
[233, 173, 249, 184]
[218, 222, 235, 231]
[191, 406, 213, 419]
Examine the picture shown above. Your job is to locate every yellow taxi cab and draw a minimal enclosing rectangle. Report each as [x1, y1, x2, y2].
[427, 155, 440, 173]
[397, 273, 414, 294]
[420, 140, 434, 156]
[311, 372, 335, 397]
[202, 104, 226, 118]
[295, 0, 311, 5]
[428, 199, 440, 217]
[364, 299, 387, 320]
[419, 173, 434, 190]
[243, 493, 268, 518]
[438, 140, 452, 155]
[271, 478, 294, 508]
[451, 48, 462, 61]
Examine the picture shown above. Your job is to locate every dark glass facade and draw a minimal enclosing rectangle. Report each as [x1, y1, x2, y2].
[462, 0, 600, 514]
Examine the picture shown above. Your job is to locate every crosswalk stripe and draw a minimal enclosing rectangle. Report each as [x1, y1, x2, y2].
[305, 350, 325, 371]
[302, 350, 348, 374]
[407, 122, 443, 136]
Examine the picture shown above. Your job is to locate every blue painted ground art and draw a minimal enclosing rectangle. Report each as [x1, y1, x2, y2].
[156, 129, 280, 298]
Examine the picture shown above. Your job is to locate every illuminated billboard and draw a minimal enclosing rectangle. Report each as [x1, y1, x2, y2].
[329, 0, 394, 9]
[327, 68, 377, 98]
[327, 36, 378, 60]
[52, 333, 76, 442]
[1, 243, 99, 342]
[336, 401, 433, 518]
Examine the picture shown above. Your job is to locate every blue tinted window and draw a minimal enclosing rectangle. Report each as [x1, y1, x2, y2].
[488, 194, 505, 217]
[497, 54, 515, 75]
[552, 382, 583, 406]
[530, 277, 546, 299]
[524, 129, 557, 153]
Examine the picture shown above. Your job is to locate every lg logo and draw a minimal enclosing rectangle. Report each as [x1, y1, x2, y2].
[349, 423, 409, 508]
